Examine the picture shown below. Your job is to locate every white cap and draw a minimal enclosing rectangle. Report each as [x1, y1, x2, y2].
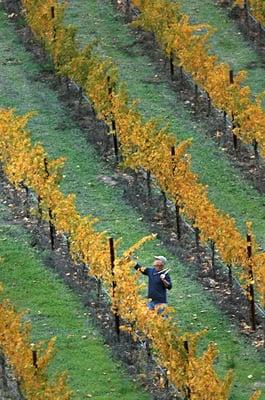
[154, 256, 167, 264]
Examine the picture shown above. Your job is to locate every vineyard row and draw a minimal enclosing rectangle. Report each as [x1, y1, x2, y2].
[1, 107, 262, 399]
[19, 0, 265, 306]
[0, 283, 71, 399]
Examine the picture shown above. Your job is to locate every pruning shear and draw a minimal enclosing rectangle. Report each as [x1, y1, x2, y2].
[154, 268, 171, 276]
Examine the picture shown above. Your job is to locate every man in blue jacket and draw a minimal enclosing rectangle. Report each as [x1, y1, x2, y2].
[135, 255, 172, 313]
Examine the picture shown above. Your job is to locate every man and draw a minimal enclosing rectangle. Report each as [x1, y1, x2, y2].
[135, 255, 172, 313]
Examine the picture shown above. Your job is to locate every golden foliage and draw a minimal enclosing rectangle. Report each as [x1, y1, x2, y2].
[6, 0, 265, 395]
[131, 0, 265, 154]
[0, 107, 237, 398]
[0, 294, 71, 399]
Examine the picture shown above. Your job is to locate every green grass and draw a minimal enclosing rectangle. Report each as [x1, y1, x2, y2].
[62, 0, 265, 249]
[0, 204, 150, 400]
[0, 7, 265, 398]
[174, 0, 265, 95]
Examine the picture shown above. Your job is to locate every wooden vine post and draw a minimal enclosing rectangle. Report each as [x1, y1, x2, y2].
[179, 65, 184, 83]
[109, 237, 120, 339]
[183, 340, 191, 399]
[44, 158, 56, 250]
[223, 110, 227, 131]
[32, 348, 38, 369]
[194, 227, 200, 262]
[97, 278, 102, 304]
[171, 146, 181, 239]
[206, 92, 211, 117]
[210, 240, 216, 278]
[25, 185, 30, 218]
[169, 52, 174, 80]
[247, 232, 256, 331]
[253, 139, 259, 160]
[107, 77, 119, 163]
[229, 70, 238, 151]
[227, 264, 233, 290]
[146, 170, 151, 201]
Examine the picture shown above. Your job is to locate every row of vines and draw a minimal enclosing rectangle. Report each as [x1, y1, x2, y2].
[128, 0, 265, 155]
[0, 107, 262, 399]
[19, 0, 265, 308]
[0, 283, 71, 399]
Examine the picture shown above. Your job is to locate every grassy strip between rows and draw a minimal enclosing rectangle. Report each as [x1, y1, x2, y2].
[0, 8, 264, 398]
[62, 0, 265, 248]
[0, 202, 150, 400]
[173, 0, 265, 95]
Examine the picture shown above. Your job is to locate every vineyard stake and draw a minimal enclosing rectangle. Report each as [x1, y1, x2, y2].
[253, 139, 259, 160]
[231, 113, 238, 151]
[44, 158, 56, 250]
[169, 52, 174, 80]
[194, 227, 200, 262]
[171, 146, 181, 239]
[48, 208, 55, 250]
[25, 185, 30, 218]
[146, 170, 151, 201]
[247, 233, 256, 331]
[183, 340, 191, 399]
[206, 92, 211, 117]
[175, 203, 181, 240]
[32, 349, 38, 369]
[107, 77, 119, 163]
[223, 110, 227, 131]
[109, 237, 120, 339]
[97, 278, 102, 304]
[229, 71, 238, 151]
[228, 264, 233, 290]
[210, 240, 216, 278]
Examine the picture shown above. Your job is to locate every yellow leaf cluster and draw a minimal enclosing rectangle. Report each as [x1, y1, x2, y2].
[9, 0, 264, 395]
[19, 0, 265, 303]
[131, 0, 265, 154]
[0, 108, 239, 398]
[0, 296, 71, 399]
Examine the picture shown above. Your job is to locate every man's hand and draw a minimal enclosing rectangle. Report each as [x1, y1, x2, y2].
[160, 274, 170, 288]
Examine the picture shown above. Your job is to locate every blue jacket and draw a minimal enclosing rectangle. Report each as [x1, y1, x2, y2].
[135, 264, 172, 303]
